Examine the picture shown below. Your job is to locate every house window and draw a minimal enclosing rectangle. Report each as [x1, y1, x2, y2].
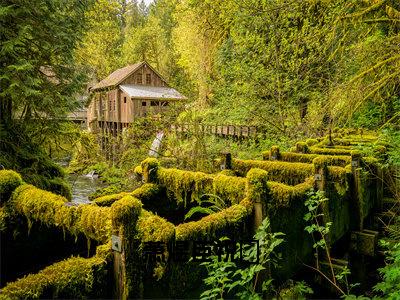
[108, 98, 112, 111]
[142, 101, 147, 106]
[146, 74, 151, 85]
[113, 98, 116, 111]
[124, 97, 127, 104]
[136, 73, 142, 84]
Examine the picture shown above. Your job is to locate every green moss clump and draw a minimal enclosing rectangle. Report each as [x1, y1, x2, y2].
[0, 244, 112, 300]
[218, 169, 237, 177]
[11, 184, 112, 242]
[267, 177, 314, 207]
[246, 168, 268, 202]
[306, 139, 319, 146]
[141, 158, 160, 183]
[309, 147, 353, 156]
[157, 168, 214, 206]
[0, 170, 23, 204]
[295, 142, 310, 153]
[175, 197, 252, 241]
[111, 195, 142, 229]
[93, 192, 129, 207]
[137, 210, 175, 242]
[131, 183, 161, 203]
[232, 159, 314, 185]
[213, 174, 246, 205]
[0, 207, 7, 232]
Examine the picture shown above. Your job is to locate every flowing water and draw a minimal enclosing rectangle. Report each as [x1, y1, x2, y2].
[67, 174, 104, 204]
[56, 157, 104, 204]
[148, 131, 164, 157]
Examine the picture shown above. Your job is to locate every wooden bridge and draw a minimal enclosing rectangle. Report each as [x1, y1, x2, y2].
[0, 129, 397, 298]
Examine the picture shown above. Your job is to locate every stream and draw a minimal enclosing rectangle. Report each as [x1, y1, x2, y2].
[67, 174, 104, 204]
[56, 157, 104, 203]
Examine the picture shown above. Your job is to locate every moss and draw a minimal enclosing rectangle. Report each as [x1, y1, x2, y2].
[10, 184, 112, 242]
[295, 142, 310, 153]
[0, 244, 112, 300]
[232, 159, 314, 185]
[306, 138, 319, 146]
[137, 210, 175, 242]
[0, 207, 7, 232]
[93, 192, 129, 207]
[246, 168, 268, 202]
[111, 195, 142, 229]
[213, 174, 246, 205]
[175, 197, 252, 241]
[265, 152, 352, 166]
[0, 170, 23, 204]
[141, 158, 160, 183]
[309, 147, 353, 156]
[131, 183, 161, 203]
[267, 177, 314, 207]
[133, 165, 143, 180]
[218, 169, 237, 177]
[157, 168, 214, 206]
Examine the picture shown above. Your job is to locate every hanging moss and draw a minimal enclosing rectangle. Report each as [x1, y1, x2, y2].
[232, 159, 314, 185]
[93, 192, 129, 207]
[137, 210, 175, 243]
[267, 177, 314, 207]
[0, 244, 112, 300]
[212, 174, 246, 205]
[157, 168, 214, 206]
[10, 184, 112, 242]
[175, 197, 252, 241]
[0, 170, 23, 204]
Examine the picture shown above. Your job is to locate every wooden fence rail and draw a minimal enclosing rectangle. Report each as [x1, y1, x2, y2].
[171, 123, 261, 139]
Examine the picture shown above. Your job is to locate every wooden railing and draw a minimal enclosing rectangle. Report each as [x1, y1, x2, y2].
[171, 123, 261, 138]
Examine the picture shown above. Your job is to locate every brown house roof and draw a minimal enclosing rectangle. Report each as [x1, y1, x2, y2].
[91, 61, 168, 91]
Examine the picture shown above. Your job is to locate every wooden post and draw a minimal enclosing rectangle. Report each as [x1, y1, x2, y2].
[111, 197, 143, 299]
[351, 151, 364, 230]
[220, 152, 232, 170]
[269, 146, 281, 161]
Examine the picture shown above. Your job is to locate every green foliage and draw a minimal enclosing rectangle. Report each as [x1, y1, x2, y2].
[0, 170, 23, 203]
[373, 241, 400, 299]
[200, 218, 285, 300]
[0, 244, 112, 300]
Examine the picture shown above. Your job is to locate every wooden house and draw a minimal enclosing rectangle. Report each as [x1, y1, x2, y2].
[87, 61, 186, 135]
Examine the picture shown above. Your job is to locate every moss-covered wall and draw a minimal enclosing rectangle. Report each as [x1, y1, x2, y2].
[0, 244, 112, 299]
[232, 158, 314, 185]
[10, 184, 111, 243]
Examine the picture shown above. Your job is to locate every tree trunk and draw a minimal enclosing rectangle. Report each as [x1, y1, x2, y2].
[0, 97, 12, 125]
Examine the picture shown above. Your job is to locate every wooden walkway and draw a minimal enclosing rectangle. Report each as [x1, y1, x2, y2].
[171, 123, 260, 138]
